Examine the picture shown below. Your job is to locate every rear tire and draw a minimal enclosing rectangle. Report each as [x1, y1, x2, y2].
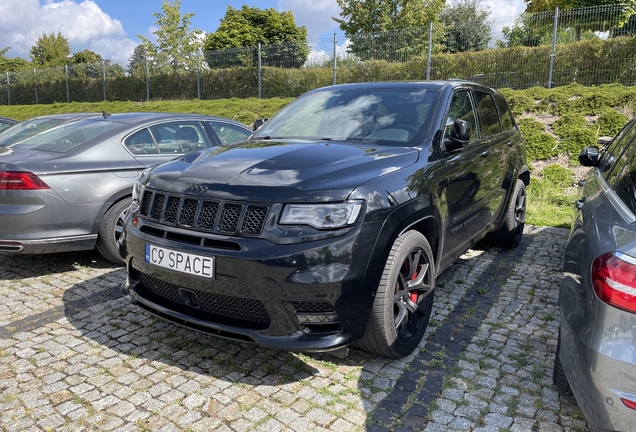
[96, 197, 131, 265]
[553, 329, 571, 393]
[358, 231, 435, 358]
[487, 179, 526, 249]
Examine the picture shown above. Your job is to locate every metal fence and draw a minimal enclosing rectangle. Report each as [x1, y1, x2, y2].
[1, 4, 636, 105]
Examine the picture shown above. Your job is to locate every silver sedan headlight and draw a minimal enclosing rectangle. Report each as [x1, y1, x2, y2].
[280, 201, 363, 230]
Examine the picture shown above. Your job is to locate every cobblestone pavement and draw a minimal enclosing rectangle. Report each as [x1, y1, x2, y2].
[0, 226, 589, 431]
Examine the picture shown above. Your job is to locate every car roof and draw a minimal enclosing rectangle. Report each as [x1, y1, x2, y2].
[80, 112, 249, 129]
[313, 80, 497, 93]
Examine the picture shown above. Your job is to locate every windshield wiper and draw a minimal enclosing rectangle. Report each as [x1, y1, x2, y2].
[319, 137, 333, 141]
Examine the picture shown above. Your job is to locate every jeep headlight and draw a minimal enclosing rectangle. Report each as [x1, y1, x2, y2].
[280, 201, 363, 230]
[131, 180, 142, 209]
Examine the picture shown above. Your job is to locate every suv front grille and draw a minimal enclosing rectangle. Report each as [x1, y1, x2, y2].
[139, 189, 269, 236]
[138, 272, 271, 325]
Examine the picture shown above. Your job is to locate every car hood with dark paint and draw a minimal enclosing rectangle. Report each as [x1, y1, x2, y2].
[142, 140, 420, 202]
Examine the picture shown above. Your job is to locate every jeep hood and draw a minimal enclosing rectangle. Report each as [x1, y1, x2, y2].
[143, 140, 419, 202]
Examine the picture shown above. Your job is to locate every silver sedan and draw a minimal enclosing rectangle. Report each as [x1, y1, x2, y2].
[555, 120, 636, 431]
[0, 112, 252, 263]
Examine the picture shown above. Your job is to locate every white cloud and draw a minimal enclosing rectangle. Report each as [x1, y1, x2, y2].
[0, 0, 137, 65]
[480, 0, 526, 20]
[277, 0, 342, 40]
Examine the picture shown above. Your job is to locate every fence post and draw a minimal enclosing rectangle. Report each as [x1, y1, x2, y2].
[65, 64, 70, 103]
[33, 68, 38, 104]
[426, 22, 433, 80]
[258, 43, 262, 99]
[332, 33, 337, 85]
[6, 72, 10, 106]
[548, 6, 559, 89]
[145, 54, 150, 102]
[197, 50, 201, 100]
[102, 60, 107, 101]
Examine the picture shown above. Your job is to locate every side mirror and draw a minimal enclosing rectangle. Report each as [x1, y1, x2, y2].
[443, 119, 472, 152]
[253, 118, 268, 131]
[578, 146, 600, 167]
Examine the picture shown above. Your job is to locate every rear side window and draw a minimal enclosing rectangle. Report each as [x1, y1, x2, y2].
[474, 92, 501, 137]
[494, 94, 515, 131]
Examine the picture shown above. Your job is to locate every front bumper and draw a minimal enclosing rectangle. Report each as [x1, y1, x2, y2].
[122, 217, 384, 352]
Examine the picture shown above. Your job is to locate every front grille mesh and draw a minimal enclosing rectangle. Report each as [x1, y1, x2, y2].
[139, 188, 269, 236]
[138, 272, 271, 324]
[293, 302, 337, 314]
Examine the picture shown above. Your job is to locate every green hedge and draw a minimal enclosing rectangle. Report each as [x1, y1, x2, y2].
[3, 35, 636, 104]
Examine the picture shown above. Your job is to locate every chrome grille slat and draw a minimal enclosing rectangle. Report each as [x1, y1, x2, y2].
[139, 188, 268, 237]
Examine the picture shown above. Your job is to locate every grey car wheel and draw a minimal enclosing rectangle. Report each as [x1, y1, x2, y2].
[358, 230, 435, 358]
[553, 329, 571, 393]
[96, 197, 131, 265]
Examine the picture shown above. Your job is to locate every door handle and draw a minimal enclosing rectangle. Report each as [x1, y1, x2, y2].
[480, 150, 490, 157]
[575, 198, 585, 210]
[506, 141, 514, 147]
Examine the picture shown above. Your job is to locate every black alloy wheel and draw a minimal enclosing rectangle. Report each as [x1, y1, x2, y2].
[358, 230, 435, 358]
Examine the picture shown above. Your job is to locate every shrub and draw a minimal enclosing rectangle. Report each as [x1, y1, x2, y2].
[596, 109, 629, 137]
[525, 132, 559, 160]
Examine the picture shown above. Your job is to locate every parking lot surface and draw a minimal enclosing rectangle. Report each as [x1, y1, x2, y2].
[0, 226, 589, 431]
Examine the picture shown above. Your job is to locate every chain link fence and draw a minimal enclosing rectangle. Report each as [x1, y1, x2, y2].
[1, 4, 636, 105]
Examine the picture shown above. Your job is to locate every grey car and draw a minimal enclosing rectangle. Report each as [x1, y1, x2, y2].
[0, 113, 97, 146]
[0, 112, 252, 263]
[555, 119, 636, 431]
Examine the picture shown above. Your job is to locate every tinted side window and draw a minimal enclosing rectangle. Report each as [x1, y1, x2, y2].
[474, 92, 501, 137]
[446, 91, 478, 141]
[493, 94, 514, 131]
[598, 120, 636, 180]
[210, 123, 251, 145]
[612, 143, 636, 213]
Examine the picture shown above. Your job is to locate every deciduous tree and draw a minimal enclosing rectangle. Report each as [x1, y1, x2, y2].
[523, 0, 636, 40]
[137, 0, 203, 73]
[440, 0, 491, 53]
[333, 0, 445, 60]
[29, 30, 71, 67]
[204, 6, 309, 68]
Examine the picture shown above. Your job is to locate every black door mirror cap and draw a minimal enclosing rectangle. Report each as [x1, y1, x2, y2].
[578, 146, 600, 167]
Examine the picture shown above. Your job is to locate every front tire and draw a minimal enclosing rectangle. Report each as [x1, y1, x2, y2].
[96, 197, 131, 265]
[487, 179, 526, 249]
[358, 231, 435, 358]
[553, 329, 571, 393]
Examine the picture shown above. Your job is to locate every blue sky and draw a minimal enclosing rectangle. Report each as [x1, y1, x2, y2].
[0, 0, 526, 66]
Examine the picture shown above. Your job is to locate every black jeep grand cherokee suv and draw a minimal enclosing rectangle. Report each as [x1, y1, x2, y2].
[120, 81, 528, 358]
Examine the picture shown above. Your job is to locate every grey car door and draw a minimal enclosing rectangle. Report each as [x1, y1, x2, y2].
[124, 121, 213, 168]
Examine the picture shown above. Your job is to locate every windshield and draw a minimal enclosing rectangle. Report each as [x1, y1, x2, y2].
[0, 117, 68, 146]
[252, 87, 440, 144]
[8, 119, 124, 153]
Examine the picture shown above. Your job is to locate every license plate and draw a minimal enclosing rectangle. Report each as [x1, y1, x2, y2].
[145, 244, 214, 278]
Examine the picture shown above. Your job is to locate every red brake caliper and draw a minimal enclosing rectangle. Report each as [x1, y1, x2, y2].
[410, 268, 418, 303]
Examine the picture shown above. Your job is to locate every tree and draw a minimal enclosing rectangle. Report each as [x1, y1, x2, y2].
[127, 45, 147, 76]
[29, 30, 71, 67]
[440, 0, 491, 53]
[71, 49, 102, 65]
[204, 6, 309, 68]
[333, 0, 446, 61]
[0, 37, 30, 73]
[137, 0, 203, 73]
[523, 0, 636, 40]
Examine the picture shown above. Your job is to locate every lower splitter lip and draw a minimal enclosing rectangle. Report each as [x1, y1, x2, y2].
[120, 278, 358, 353]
